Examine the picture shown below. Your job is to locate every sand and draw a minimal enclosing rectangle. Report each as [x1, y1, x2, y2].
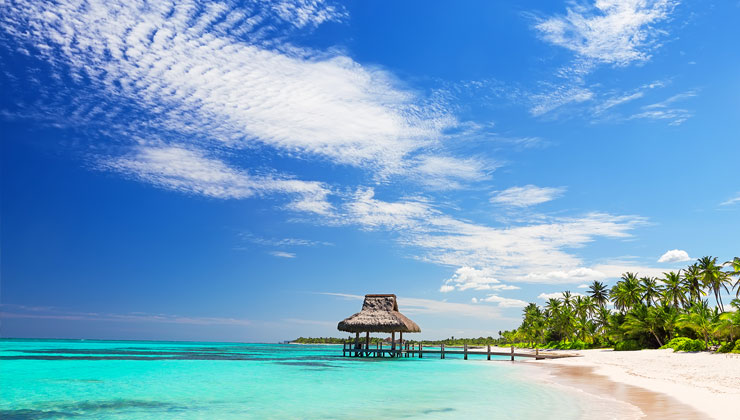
[528, 348, 740, 419]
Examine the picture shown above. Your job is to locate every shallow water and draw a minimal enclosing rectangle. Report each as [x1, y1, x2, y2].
[1, 339, 596, 419]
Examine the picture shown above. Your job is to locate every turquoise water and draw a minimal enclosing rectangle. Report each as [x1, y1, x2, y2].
[1, 339, 589, 419]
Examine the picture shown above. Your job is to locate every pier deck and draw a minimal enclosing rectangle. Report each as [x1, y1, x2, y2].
[341, 342, 576, 360]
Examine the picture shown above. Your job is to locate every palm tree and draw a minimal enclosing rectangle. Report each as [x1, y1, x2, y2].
[715, 308, 740, 343]
[562, 291, 573, 309]
[697, 256, 732, 312]
[594, 306, 612, 343]
[545, 298, 562, 317]
[683, 264, 704, 305]
[574, 296, 593, 319]
[640, 276, 662, 307]
[724, 257, 740, 298]
[623, 305, 666, 347]
[677, 301, 714, 348]
[610, 281, 630, 313]
[588, 281, 609, 308]
[622, 273, 642, 310]
[661, 271, 688, 309]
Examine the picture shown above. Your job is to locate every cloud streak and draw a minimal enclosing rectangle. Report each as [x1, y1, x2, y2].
[490, 185, 566, 207]
[0, 0, 454, 177]
[535, 0, 678, 66]
[0, 304, 252, 326]
[342, 188, 645, 284]
[99, 144, 333, 214]
[531, 0, 679, 116]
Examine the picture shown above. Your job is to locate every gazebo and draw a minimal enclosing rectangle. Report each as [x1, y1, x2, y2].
[337, 294, 420, 357]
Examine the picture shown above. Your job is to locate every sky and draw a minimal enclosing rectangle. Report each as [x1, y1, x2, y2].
[1, 0, 739, 342]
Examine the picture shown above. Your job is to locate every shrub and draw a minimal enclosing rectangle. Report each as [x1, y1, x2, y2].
[732, 339, 740, 354]
[615, 340, 641, 351]
[666, 338, 706, 352]
[544, 341, 559, 349]
[660, 337, 692, 350]
[717, 341, 735, 353]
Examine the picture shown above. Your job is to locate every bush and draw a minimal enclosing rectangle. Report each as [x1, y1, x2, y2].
[717, 341, 735, 353]
[675, 339, 705, 352]
[660, 337, 691, 350]
[662, 337, 706, 352]
[732, 339, 740, 354]
[615, 340, 641, 351]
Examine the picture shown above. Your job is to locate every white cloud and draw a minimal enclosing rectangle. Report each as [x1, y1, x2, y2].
[594, 91, 645, 114]
[721, 193, 740, 206]
[489, 284, 521, 291]
[490, 185, 566, 207]
[530, 86, 594, 117]
[0, 0, 454, 182]
[342, 190, 645, 284]
[537, 291, 585, 300]
[577, 284, 590, 289]
[440, 266, 500, 292]
[591, 262, 678, 279]
[658, 249, 691, 263]
[318, 293, 504, 320]
[535, 0, 678, 66]
[522, 267, 607, 282]
[269, 251, 296, 258]
[474, 294, 529, 308]
[242, 234, 332, 248]
[345, 187, 433, 231]
[99, 144, 333, 215]
[531, 0, 678, 116]
[628, 91, 697, 125]
[411, 156, 492, 189]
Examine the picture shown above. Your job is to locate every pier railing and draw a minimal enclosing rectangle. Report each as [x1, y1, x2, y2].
[341, 341, 570, 360]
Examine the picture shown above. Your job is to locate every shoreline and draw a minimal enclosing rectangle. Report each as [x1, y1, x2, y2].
[526, 348, 740, 420]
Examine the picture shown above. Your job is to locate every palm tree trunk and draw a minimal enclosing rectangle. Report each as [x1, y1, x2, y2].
[650, 330, 663, 347]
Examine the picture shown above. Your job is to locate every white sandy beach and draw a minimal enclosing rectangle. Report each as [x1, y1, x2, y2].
[528, 348, 740, 420]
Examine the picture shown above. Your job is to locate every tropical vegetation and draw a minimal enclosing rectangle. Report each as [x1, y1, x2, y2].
[506, 256, 740, 352]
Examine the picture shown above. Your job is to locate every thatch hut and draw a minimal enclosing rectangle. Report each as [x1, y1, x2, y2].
[338, 294, 420, 351]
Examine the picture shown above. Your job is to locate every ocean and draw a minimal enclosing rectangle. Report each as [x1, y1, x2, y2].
[1, 339, 599, 419]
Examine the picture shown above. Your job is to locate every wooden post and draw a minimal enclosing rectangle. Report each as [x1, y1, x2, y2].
[365, 332, 370, 356]
[343, 341, 346, 357]
[399, 332, 403, 357]
[378, 341, 382, 357]
[487, 344, 491, 360]
[441, 343, 445, 359]
[510, 344, 514, 361]
[536, 347, 539, 357]
[391, 332, 395, 352]
[464, 343, 468, 360]
[419, 342, 423, 358]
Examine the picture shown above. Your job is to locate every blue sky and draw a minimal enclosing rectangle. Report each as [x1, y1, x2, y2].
[1, 0, 738, 342]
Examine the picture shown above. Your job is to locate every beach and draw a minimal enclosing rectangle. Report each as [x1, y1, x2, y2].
[529, 348, 740, 419]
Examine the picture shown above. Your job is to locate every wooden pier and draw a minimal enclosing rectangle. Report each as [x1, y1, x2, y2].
[341, 341, 574, 361]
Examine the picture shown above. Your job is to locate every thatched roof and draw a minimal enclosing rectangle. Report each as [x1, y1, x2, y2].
[337, 294, 421, 333]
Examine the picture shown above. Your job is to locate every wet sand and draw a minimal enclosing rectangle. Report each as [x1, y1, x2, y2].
[525, 348, 740, 419]
[537, 363, 706, 419]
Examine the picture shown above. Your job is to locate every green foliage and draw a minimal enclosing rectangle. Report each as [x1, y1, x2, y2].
[507, 255, 739, 351]
[732, 339, 740, 354]
[559, 340, 588, 350]
[717, 341, 735, 353]
[660, 337, 706, 352]
[615, 340, 642, 351]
